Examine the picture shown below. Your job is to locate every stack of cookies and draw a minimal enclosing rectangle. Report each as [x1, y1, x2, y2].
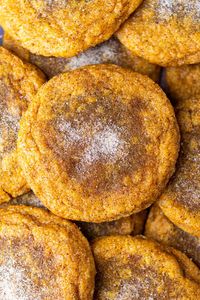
[0, 0, 199, 299]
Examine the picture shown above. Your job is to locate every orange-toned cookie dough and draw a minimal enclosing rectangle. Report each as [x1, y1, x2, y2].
[0, 205, 95, 300]
[165, 64, 200, 103]
[0, 0, 142, 57]
[18, 65, 179, 222]
[78, 210, 147, 240]
[3, 32, 161, 81]
[0, 47, 45, 204]
[117, 0, 200, 66]
[92, 235, 200, 299]
[145, 204, 200, 268]
[158, 97, 200, 237]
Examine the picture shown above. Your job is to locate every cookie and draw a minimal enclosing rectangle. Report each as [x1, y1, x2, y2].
[0, 0, 142, 57]
[3, 32, 161, 81]
[0, 205, 95, 300]
[18, 65, 179, 222]
[92, 235, 200, 299]
[145, 204, 200, 268]
[78, 210, 147, 240]
[0, 47, 45, 204]
[117, 0, 200, 66]
[158, 97, 200, 237]
[165, 64, 200, 103]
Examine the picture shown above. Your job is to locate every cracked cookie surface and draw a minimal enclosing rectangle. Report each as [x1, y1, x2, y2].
[18, 65, 179, 222]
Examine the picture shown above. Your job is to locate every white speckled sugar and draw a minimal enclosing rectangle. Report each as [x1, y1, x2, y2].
[66, 38, 124, 70]
[156, 0, 200, 20]
[0, 259, 42, 300]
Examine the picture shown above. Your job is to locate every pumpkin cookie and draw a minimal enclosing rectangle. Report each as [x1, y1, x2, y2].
[0, 0, 142, 57]
[0, 47, 45, 204]
[117, 0, 200, 66]
[145, 204, 200, 268]
[78, 210, 147, 240]
[158, 97, 200, 237]
[92, 235, 200, 299]
[165, 64, 200, 103]
[0, 205, 95, 300]
[3, 32, 161, 81]
[18, 65, 179, 222]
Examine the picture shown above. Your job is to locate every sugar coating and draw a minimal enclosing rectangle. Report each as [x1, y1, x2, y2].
[66, 38, 126, 70]
[0, 80, 20, 159]
[156, 0, 200, 21]
[56, 117, 130, 177]
[172, 153, 200, 210]
[0, 259, 42, 300]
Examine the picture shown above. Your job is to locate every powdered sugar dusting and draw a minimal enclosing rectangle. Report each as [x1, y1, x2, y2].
[55, 117, 129, 173]
[78, 124, 129, 174]
[156, 0, 200, 21]
[56, 117, 82, 145]
[0, 259, 42, 300]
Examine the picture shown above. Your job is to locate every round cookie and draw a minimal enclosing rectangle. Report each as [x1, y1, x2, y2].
[158, 97, 200, 237]
[165, 64, 200, 103]
[0, 0, 142, 57]
[145, 204, 200, 268]
[0, 205, 95, 299]
[2, 32, 161, 81]
[0, 47, 46, 204]
[78, 210, 147, 240]
[92, 235, 200, 299]
[117, 0, 200, 66]
[18, 65, 179, 222]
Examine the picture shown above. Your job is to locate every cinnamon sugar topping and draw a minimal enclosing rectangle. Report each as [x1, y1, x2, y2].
[156, 0, 200, 21]
[47, 96, 152, 194]
[0, 80, 20, 159]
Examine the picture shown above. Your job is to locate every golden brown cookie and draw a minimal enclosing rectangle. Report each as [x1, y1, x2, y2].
[0, 47, 45, 204]
[78, 210, 147, 240]
[0, 205, 95, 299]
[117, 0, 200, 66]
[3, 32, 161, 81]
[158, 97, 200, 237]
[0, 0, 142, 57]
[145, 204, 200, 268]
[165, 64, 200, 103]
[18, 65, 179, 222]
[92, 235, 200, 299]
